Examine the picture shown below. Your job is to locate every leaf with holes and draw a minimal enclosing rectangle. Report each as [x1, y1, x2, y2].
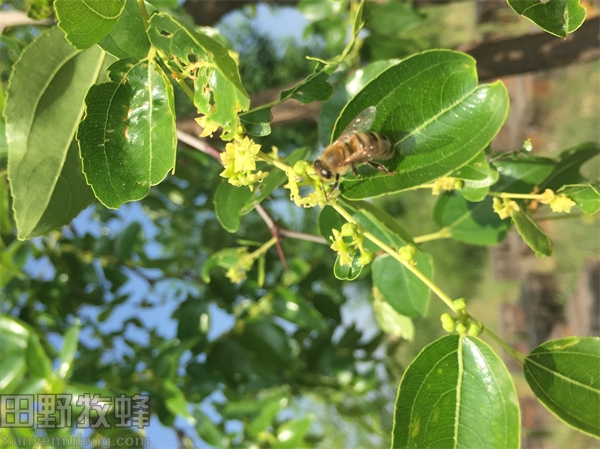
[77, 59, 177, 208]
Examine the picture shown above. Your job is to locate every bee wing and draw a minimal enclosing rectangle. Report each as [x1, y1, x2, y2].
[333, 106, 377, 145]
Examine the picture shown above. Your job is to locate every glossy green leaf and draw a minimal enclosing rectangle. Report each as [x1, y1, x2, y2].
[0, 315, 29, 392]
[26, 333, 52, 380]
[450, 151, 490, 181]
[214, 182, 254, 233]
[6, 27, 104, 239]
[392, 335, 520, 449]
[539, 143, 599, 192]
[560, 184, 600, 214]
[337, 50, 509, 199]
[460, 165, 499, 202]
[319, 59, 399, 147]
[57, 320, 80, 379]
[202, 248, 242, 283]
[372, 252, 432, 317]
[240, 108, 272, 137]
[147, 13, 250, 140]
[494, 156, 555, 193]
[433, 192, 510, 246]
[507, 0, 586, 37]
[56, 0, 126, 49]
[346, 199, 414, 244]
[512, 209, 553, 257]
[78, 59, 177, 208]
[333, 253, 363, 280]
[99, 0, 150, 60]
[372, 287, 414, 341]
[524, 337, 600, 437]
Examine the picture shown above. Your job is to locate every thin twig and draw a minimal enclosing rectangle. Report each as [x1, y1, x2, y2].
[176, 129, 222, 161]
[255, 204, 288, 271]
[280, 229, 327, 245]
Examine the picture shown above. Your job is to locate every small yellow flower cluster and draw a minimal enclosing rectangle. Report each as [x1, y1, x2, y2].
[225, 247, 254, 284]
[284, 161, 330, 208]
[539, 189, 576, 213]
[330, 223, 375, 267]
[196, 115, 220, 138]
[432, 176, 463, 195]
[440, 298, 483, 336]
[398, 245, 417, 265]
[220, 137, 268, 190]
[493, 197, 520, 219]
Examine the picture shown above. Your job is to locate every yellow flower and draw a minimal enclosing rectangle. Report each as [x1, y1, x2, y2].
[539, 189, 556, 205]
[432, 176, 461, 195]
[493, 197, 520, 219]
[330, 229, 355, 267]
[195, 115, 220, 138]
[549, 194, 576, 213]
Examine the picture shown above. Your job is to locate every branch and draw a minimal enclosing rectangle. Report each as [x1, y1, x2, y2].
[0, 11, 53, 32]
[462, 16, 600, 81]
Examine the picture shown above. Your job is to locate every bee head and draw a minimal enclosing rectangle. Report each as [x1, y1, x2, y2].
[313, 159, 333, 180]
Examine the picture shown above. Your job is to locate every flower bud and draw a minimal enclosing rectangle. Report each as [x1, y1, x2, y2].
[441, 313, 455, 333]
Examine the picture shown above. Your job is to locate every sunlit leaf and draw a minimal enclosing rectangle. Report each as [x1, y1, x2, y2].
[214, 182, 254, 233]
[77, 58, 177, 208]
[372, 287, 414, 340]
[392, 335, 520, 448]
[560, 184, 600, 214]
[539, 142, 599, 192]
[524, 337, 600, 437]
[56, 0, 126, 49]
[333, 253, 362, 280]
[6, 27, 104, 239]
[337, 50, 509, 199]
[0, 315, 29, 393]
[99, 0, 150, 60]
[507, 0, 586, 37]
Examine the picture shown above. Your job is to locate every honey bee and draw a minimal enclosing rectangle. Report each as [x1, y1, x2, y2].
[313, 106, 395, 193]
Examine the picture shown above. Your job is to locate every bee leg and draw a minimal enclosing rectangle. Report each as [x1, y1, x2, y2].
[351, 164, 361, 178]
[369, 161, 396, 175]
[327, 175, 340, 199]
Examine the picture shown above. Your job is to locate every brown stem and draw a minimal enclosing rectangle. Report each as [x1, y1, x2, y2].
[255, 204, 288, 271]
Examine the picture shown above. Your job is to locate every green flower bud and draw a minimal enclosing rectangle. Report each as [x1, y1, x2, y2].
[293, 160, 310, 176]
[440, 313, 455, 333]
[398, 245, 417, 261]
[453, 298, 467, 312]
[467, 321, 484, 337]
[455, 322, 467, 335]
[358, 251, 375, 266]
[341, 222, 358, 237]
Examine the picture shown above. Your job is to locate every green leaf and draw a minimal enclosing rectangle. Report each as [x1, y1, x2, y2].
[460, 165, 499, 202]
[318, 205, 347, 241]
[337, 50, 509, 199]
[560, 184, 600, 214]
[450, 151, 490, 181]
[214, 182, 254, 233]
[539, 142, 599, 192]
[57, 321, 80, 379]
[507, 0, 586, 37]
[433, 192, 510, 246]
[372, 287, 414, 340]
[240, 107, 272, 137]
[272, 287, 327, 331]
[202, 248, 242, 283]
[78, 58, 177, 208]
[298, 0, 344, 20]
[147, 13, 250, 140]
[56, 0, 126, 49]
[99, 0, 151, 60]
[333, 253, 362, 280]
[235, 316, 293, 370]
[0, 35, 22, 60]
[274, 417, 313, 449]
[511, 209, 553, 257]
[345, 199, 414, 244]
[494, 156, 555, 193]
[364, 1, 423, 36]
[163, 379, 195, 423]
[280, 69, 334, 105]
[6, 27, 104, 239]
[524, 337, 600, 437]
[115, 221, 142, 259]
[26, 333, 52, 380]
[0, 315, 29, 393]
[392, 335, 520, 449]
[371, 253, 432, 317]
